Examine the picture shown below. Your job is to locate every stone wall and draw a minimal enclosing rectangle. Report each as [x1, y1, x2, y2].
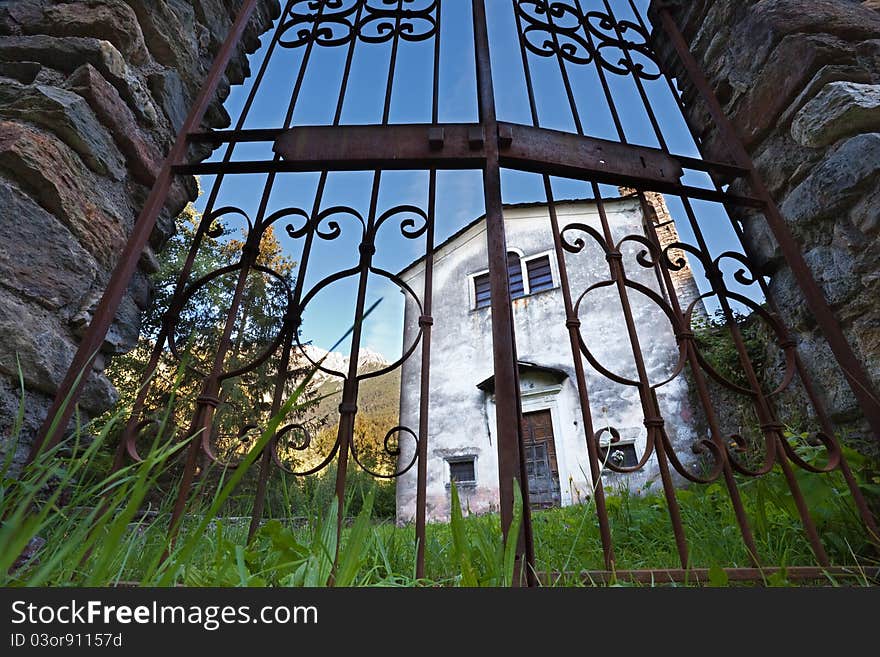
[0, 0, 280, 467]
[650, 0, 880, 448]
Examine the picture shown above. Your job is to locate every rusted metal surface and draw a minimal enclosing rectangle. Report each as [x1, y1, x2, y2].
[498, 123, 681, 185]
[272, 122, 683, 186]
[273, 123, 487, 170]
[472, 0, 536, 587]
[30, 0, 880, 586]
[187, 124, 760, 208]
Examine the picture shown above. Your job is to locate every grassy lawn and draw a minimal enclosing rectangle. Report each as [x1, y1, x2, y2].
[4, 448, 876, 586]
[3, 393, 877, 587]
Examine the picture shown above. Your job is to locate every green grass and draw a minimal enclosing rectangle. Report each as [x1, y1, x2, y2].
[2, 360, 878, 587]
[5, 435, 876, 587]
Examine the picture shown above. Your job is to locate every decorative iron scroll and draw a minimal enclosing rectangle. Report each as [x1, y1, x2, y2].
[102, 0, 447, 559]
[119, 199, 429, 473]
[515, 0, 661, 78]
[279, 0, 439, 48]
[31, 0, 878, 586]
[509, 0, 878, 573]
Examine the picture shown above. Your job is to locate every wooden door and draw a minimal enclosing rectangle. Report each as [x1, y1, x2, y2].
[521, 410, 561, 509]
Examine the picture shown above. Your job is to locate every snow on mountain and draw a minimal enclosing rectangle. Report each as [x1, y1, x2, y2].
[300, 345, 389, 384]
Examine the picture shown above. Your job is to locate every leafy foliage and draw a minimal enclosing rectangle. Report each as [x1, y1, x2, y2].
[105, 199, 316, 462]
[691, 308, 768, 388]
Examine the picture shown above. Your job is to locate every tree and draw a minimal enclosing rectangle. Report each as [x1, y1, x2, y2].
[106, 198, 316, 465]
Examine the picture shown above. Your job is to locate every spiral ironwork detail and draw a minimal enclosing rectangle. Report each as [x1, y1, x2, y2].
[513, 1, 661, 79]
[279, 0, 438, 48]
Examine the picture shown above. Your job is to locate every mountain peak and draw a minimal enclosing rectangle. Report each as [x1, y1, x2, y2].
[300, 345, 390, 383]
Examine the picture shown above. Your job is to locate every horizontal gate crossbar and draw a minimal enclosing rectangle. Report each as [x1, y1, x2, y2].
[540, 566, 880, 586]
[498, 122, 681, 185]
[173, 161, 763, 208]
[178, 123, 762, 206]
[192, 125, 752, 178]
[273, 123, 487, 170]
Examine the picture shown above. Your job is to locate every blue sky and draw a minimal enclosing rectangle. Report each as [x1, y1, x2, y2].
[194, 0, 747, 360]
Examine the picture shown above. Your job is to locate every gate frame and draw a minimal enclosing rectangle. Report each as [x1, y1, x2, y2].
[27, 0, 880, 586]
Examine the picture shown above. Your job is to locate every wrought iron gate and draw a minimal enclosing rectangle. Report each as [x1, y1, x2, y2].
[30, 0, 880, 585]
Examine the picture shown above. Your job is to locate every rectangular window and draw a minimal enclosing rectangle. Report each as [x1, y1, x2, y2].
[526, 255, 553, 293]
[473, 273, 491, 309]
[600, 443, 639, 468]
[449, 458, 476, 484]
[472, 252, 552, 310]
[508, 252, 525, 299]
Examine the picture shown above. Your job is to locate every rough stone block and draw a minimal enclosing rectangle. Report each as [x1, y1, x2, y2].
[781, 132, 880, 226]
[778, 64, 876, 130]
[0, 374, 51, 474]
[743, 0, 880, 46]
[751, 133, 820, 198]
[802, 245, 858, 308]
[64, 63, 163, 186]
[0, 79, 125, 179]
[790, 330, 861, 422]
[147, 68, 189, 134]
[741, 213, 782, 272]
[0, 178, 98, 316]
[71, 289, 142, 356]
[0, 287, 117, 416]
[193, 0, 233, 48]
[729, 33, 855, 149]
[848, 178, 880, 236]
[0, 0, 48, 36]
[0, 60, 41, 84]
[22, 0, 150, 66]
[0, 120, 129, 268]
[0, 35, 159, 125]
[791, 81, 880, 147]
[125, 0, 202, 93]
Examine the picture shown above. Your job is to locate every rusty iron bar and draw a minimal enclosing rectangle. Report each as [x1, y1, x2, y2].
[635, 195, 761, 566]
[27, 0, 878, 586]
[602, 0, 833, 566]
[246, 0, 371, 544]
[649, 2, 874, 562]
[28, 0, 263, 462]
[415, 0, 443, 580]
[167, 0, 338, 544]
[329, 0, 408, 579]
[508, 0, 616, 569]
[112, 1, 304, 476]
[590, 0, 763, 564]
[176, 156, 762, 208]
[472, 0, 536, 587]
[593, 184, 691, 569]
[622, 0, 761, 564]
[514, 0, 750, 571]
[680, 194, 831, 565]
[195, 124, 752, 177]
[193, 122, 762, 207]
[272, 122, 682, 184]
[656, 5, 880, 443]
[517, 0, 695, 569]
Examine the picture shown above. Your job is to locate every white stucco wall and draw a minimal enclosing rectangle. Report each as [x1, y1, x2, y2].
[395, 199, 700, 523]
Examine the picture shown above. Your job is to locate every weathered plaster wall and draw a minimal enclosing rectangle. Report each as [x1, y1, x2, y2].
[650, 0, 880, 448]
[396, 200, 702, 523]
[0, 0, 280, 466]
